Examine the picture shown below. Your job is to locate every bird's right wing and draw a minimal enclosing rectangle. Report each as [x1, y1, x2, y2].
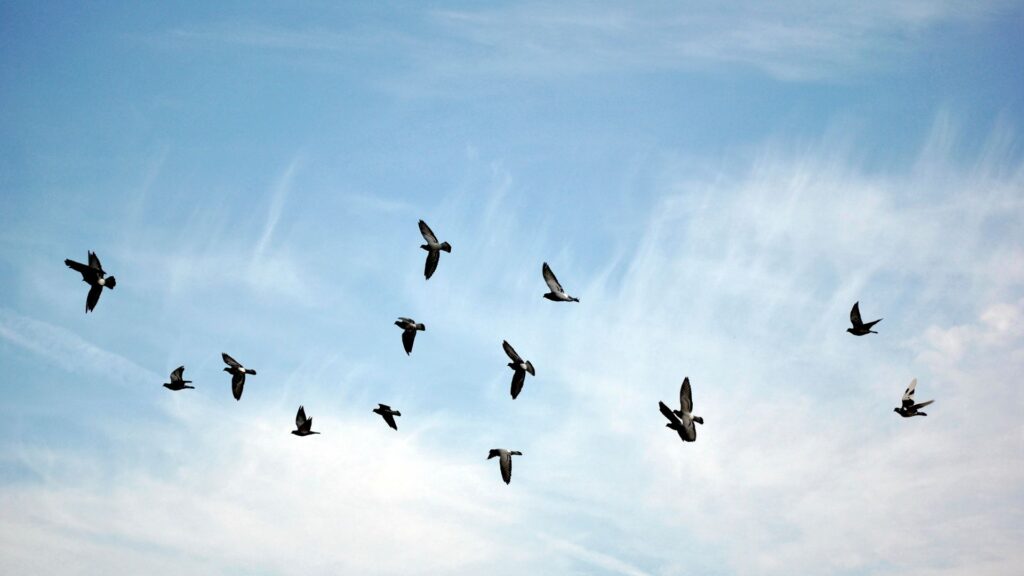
[850, 302, 863, 326]
[170, 366, 185, 383]
[88, 251, 103, 272]
[382, 412, 398, 430]
[542, 262, 564, 293]
[902, 378, 917, 406]
[296, 406, 307, 428]
[424, 250, 440, 280]
[659, 401, 682, 426]
[231, 372, 245, 400]
[510, 370, 526, 400]
[418, 220, 439, 244]
[679, 377, 693, 414]
[85, 284, 102, 312]
[500, 452, 512, 484]
[502, 340, 523, 363]
[402, 329, 416, 354]
[65, 259, 91, 275]
[222, 353, 242, 368]
[912, 399, 934, 411]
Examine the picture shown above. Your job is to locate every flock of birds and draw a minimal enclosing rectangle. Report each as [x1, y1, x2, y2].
[63, 220, 934, 485]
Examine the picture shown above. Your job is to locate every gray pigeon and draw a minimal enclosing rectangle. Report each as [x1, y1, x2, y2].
[163, 366, 194, 391]
[847, 301, 882, 336]
[395, 317, 425, 355]
[64, 251, 117, 313]
[419, 220, 451, 280]
[373, 403, 402, 430]
[292, 405, 320, 436]
[487, 448, 523, 485]
[894, 378, 934, 417]
[542, 262, 579, 302]
[658, 377, 704, 442]
[222, 352, 256, 400]
[502, 340, 535, 399]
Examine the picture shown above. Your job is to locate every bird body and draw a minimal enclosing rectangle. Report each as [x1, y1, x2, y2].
[659, 377, 703, 442]
[487, 448, 523, 484]
[222, 352, 256, 400]
[542, 262, 579, 302]
[847, 301, 882, 336]
[64, 251, 116, 312]
[395, 317, 426, 355]
[163, 366, 194, 391]
[502, 340, 535, 399]
[894, 378, 934, 417]
[292, 405, 320, 436]
[418, 220, 451, 279]
[373, 403, 402, 430]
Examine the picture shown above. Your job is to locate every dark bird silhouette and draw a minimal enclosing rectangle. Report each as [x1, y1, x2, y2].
[418, 220, 451, 280]
[847, 301, 882, 336]
[542, 262, 579, 302]
[502, 340, 535, 399]
[395, 317, 425, 355]
[659, 377, 704, 442]
[64, 251, 117, 313]
[894, 378, 934, 417]
[373, 404, 402, 430]
[163, 366, 194, 391]
[487, 448, 523, 485]
[292, 405, 320, 436]
[221, 352, 256, 400]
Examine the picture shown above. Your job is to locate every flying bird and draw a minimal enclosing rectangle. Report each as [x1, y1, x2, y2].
[894, 378, 934, 417]
[162, 366, 194, 391]
[502, 340, 535, 400]
[542, 262, 579, 302]
[395, 317, 425, 355]
[847, 301, 882, 336]
[658, 377, 704, 443]
[418, 220, 451, 280]
[487, 448, 523, 485]
[64, 251, 117, 313]
[222, 352, 256, 400]
[292, 405, 320, 436]
[373, 404, 402, 430]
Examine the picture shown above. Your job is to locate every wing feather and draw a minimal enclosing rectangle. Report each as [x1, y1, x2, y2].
[502, 340, 523, 363]
[542, 262, 564, 293]
[679, 377, 693, 414]
[418, 220, 438, 244]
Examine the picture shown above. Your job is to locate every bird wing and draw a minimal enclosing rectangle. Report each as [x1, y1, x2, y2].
[659, 401, 683, 426]
[402, 329, 416, 354]
[679, 377, 693, 414]
[500, 452, 512, 484]
[902, 378, 917, 406]
[170, 366, 185, 383]
[299, 417, 313, 433]
[64, 258, 92, 276]
[222, 353, 242, 369]
[502, 340, 523, 363]
[424, 250, 440, 279]
[542, 262, 564, 293]
[382, 411, 398, 430]
[418, 220, 439, 244]
[511, 370, 526, 399]
[296, 406, 307, 428]
[912, 399, 935, 411]
[850, 302, 863, 326]
[396, 317, 414, 324]
[231, 372, 245, 400]
[85, 284, 102, 312]
[88, 251, 103, 272]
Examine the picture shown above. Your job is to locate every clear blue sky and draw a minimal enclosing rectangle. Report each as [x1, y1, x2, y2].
[2, 2, 1023, 575]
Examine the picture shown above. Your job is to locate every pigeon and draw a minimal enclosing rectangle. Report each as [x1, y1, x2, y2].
[418, 220, 451, 280]
[64, 251, 117, 313]
[847, 301, 882, 336]
[373, 404, 402, 430]
[292, 405, 320, 436]
[395, 317, 425, 355]
[658, 377, 704, 442]
[487, 448, 523, 485]
[542, 262, 579, 302]
[221, 352, 256, 400]
[502, 340, 535, 400]
[894, 378, 934, 417]
[163, 366, 194, 391]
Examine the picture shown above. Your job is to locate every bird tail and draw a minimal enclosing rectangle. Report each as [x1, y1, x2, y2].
[416, 323, 426, 331]
[184, 384, 195, 389]
[245, 369, 257, 375]
[525, 361, 535, 376]
[571, 297, 580, 302]
[440, 242, 451, 253]
[393, 411, 401, 416]
[105, 276, 116, 289]
[693, 416, 704, 425]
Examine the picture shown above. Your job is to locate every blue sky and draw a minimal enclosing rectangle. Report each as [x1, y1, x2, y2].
[1, 2, 1023, 574]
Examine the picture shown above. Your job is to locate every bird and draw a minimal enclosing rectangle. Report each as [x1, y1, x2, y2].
[847, 301, 882, 336]
[658, 377, 704, 442]
[487, 448, 523, 485]
[64, 251, 117, 313]
[418, 220, 451, 280]
[395, 317, 425, 355]
[162, 366, 194, 391]
[542, 262, 579, 302]
[373, 404, 402, 430]
[894, 378, 934, 417]
[292, 405, 320, 436]
[221, 353, 256, 400]
[502, 340, 535, 399]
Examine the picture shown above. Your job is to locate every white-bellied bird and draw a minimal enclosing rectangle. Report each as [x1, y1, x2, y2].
[222, 353, 256, 400]
[659, 377, 704, 442]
